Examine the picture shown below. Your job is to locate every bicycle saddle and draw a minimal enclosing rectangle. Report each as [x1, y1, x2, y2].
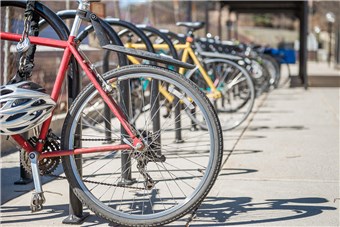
[176, 22, 205, 31]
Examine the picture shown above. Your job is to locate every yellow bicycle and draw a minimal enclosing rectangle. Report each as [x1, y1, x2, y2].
[122, 22, 255, 130]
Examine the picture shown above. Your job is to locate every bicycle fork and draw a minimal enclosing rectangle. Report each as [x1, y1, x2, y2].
[29, 151, 46, 212]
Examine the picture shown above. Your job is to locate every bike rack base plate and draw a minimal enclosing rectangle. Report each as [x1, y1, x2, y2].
[62, 212, 90, 225]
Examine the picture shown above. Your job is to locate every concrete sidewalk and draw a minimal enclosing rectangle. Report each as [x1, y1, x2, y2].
[1, 80, 339, 225]
[184, 86, 339, 226]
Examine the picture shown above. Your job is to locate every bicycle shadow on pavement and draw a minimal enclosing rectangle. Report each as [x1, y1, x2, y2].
[188, 196, 337, 226]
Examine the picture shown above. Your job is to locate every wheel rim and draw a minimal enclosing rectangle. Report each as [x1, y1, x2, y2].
[65, 70, 219, 221]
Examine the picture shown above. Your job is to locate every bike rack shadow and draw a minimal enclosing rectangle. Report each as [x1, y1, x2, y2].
[0, 203, 107, 227]
[256, 110, 294, 114]
[4, 191, 334, 226]
[223, 149, 263, 155]
[223, 135, 267, 140]
[0, 204, 69, 224]
[248, 125, 307, 131]
[176, 196, 337, 226]
[0, 168, 258, 225]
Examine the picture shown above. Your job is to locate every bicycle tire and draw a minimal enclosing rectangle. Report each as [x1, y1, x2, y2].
[248, 59, 271, 96]
[61, 64, 223, 226]
[186, 58, 255, 131]
[262, 54, 281, 88]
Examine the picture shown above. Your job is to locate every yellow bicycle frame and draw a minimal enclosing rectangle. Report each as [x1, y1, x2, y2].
[125, 41, 222, 99]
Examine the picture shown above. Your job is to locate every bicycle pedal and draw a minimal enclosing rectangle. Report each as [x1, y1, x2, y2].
[30, 192, 46, 213]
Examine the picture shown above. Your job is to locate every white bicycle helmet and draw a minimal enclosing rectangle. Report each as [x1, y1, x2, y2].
[0, 81, 56, 135]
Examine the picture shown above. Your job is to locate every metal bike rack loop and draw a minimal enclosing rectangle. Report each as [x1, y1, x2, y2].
[103, 19, 160, 153]
[52, 10, 132, 223]
[136, 25, 184, 143]
[2, 1, 88, 223]
[69, 15, 150, 184]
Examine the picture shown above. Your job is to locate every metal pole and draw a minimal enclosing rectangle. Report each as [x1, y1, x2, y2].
[63, 58, 89, 224]
[66, 0, 71, 29]
[328, 22, 332, 66]
[336, 23, 340, 66]
[186, 1, 192, 22]
[62, 154, 88, 224]
[205, 1, 209, 35]
[119, 76, 135, 185]
[226, 19, 232, 40]
[235, 13, 239, 40]
[299, 1, 308, 89]
[3, 7, 10, 84]
[102, 50, 112, 142]
[150, 80, 161, 155]
[218, 3, 222, 38]
[186, 0, 192, 33]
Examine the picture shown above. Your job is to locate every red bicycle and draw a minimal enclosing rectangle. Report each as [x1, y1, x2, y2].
[0, 1, 223, 226]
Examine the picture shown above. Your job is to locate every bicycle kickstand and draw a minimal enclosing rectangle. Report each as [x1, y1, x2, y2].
[29, 151, 46, 212]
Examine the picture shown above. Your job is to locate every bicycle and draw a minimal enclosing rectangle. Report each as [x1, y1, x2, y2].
[0, 1, 223, 226]
[196, 36, 273, 94]
[124, 22, 256, 130]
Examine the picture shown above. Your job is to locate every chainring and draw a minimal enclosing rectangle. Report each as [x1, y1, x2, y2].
[20, 135, 61, 175]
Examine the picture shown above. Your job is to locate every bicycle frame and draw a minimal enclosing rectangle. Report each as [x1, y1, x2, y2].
[128, 42, 222, 99]
[0, 31, 140, 159]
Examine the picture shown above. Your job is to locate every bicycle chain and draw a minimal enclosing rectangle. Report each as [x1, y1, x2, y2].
[19, 134, 142, 190]
[79, 138, 120, 142]
[47, 137, 142, 190]
[46, 173, 144, 190]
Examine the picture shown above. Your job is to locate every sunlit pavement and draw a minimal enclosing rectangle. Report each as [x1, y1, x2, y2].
[1, 62, 339, 226]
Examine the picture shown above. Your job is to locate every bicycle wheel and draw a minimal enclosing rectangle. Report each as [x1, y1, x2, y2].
[247, 59, 271, 96]
[187, 58, 255, 131]
[262, 54, 281, 88]
[61, 64, 223, 226]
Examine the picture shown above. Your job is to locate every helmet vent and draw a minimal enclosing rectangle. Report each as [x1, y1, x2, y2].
[30, 110, 43, 121]
[12, 99, 30, 107]
[32, 99, 46, 106]
[6, 112, 26, 122]
[0, 89, 13, 96]
[8, 126, 28, 132]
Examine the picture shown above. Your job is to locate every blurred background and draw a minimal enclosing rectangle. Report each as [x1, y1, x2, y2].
[24, 0, 339, 63]
[1, 0, 339, 108]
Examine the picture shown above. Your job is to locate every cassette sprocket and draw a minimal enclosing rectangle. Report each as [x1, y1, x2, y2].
[20, 133, 60, 175]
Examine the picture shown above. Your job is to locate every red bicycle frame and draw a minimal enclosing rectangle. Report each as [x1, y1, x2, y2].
[0, 32, 141, 159]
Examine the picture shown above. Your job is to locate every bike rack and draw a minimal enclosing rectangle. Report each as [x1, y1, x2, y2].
[41, 6, 90, 225]
[76, 17, 156, 184]
[1, 1, 90, 223]
[54, 10, 133, 223]
[160, 29, 199, 131]
[101, 18, 156, 144]
[136, 25, 184, 143]
[103, 19, 161, 151]
[102, 19, 162, 181]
